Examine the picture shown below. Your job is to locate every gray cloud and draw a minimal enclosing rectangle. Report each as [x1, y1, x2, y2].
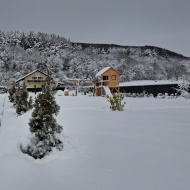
[0, 0, 190, 56]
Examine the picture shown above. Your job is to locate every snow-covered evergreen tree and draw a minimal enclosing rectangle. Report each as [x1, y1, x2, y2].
[22, 66, 63, 159]
[13, 86, 20, 108]
[176, 75, 190, 99]
[16, 82, 33, 115]
[8, 82, 16, 103]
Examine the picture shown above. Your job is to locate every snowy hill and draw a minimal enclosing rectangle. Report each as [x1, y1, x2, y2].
[73, 42, 190, 60]
[0, 31, 190, 87]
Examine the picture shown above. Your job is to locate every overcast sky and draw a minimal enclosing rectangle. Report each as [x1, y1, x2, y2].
[0, 0, 190, 57]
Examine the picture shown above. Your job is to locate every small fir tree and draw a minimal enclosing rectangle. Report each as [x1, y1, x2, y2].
[22, 66, 63, 159]
[175, 75, 190, 99]
[8, 82, 16, 103]
[106, 93, 126, 111]
[13, 86, 21, 108]
[16, 82, 33, 115]
[28, 96, 33, 109]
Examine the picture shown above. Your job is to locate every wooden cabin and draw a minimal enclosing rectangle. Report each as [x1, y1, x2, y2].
[94, 67, 120, 96]
[16, 70, 64, 92]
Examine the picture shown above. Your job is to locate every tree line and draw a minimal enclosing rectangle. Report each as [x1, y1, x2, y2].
[0, 31, 190, 88]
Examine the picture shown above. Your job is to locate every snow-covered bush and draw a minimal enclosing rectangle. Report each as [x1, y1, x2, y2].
[132, 93, 136, 98]
[157, 93, 163, 99]
[170, 94, 175, 99]
[181, 91, 190, 99]
[165, 93, 170, 99]
[124, 92, 154, 98]
[106, 93, 126, 111]
[21, 66, 63, 159]
[156, 93, 178, 99]
[144, 93, 149, 97]
[148, 93, 154, 98]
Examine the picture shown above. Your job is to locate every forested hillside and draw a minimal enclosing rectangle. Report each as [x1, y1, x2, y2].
[0, 31, 190, 87]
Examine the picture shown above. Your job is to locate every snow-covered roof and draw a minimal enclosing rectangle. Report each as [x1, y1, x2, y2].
[95, 67, 111, 77]
[16, 70, 47, 83]
[57, 82, 64, 85]
[0, 86, 7, 89]
[69, 79, 92, 81]
[119, 80, 180, 87]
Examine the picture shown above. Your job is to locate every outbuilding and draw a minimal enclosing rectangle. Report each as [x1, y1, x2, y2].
[119, 80, 179, 96]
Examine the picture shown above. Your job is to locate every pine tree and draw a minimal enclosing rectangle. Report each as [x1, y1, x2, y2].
[16, 82, 33, 115]
[13, 86, 20, 108]
[23, 66, 63, 159]
[175, 75, 190, 99]
[8, 82, 16, 103]
[28, 96, 33, 109]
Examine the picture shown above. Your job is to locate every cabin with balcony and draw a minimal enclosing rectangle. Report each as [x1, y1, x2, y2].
[93, 67, 120, 96]
[16, 70, 64, 92]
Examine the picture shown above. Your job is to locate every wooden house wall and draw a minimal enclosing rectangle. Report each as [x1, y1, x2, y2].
[23, 71, 63, 92]
[102, 68, 120, 87]
[24, 71, 47, 89]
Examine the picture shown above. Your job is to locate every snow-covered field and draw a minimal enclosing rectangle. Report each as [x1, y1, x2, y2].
[0, 93, 190, 190]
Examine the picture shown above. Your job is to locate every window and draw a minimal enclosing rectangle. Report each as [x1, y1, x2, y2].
[38, 77, 43, 80]
[111, 75, 116, 80]
[103, 76, 109, 80]
[32, 77, 37, 80]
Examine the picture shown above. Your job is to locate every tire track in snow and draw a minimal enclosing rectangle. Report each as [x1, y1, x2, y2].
[0, 95, 6, 128]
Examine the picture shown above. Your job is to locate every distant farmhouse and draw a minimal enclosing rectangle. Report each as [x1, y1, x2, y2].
[16, 70, 64, 92]
[93, 67, 120, 96]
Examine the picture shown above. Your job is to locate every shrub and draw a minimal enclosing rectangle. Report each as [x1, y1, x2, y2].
[106, 93, 126, 111]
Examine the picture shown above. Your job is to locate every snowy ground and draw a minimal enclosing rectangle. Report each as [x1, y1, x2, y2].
[0, 93, 190, 190]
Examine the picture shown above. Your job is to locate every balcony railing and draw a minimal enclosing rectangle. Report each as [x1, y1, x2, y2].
[27, 80, 45, 82]
[96, 81, 109, 86]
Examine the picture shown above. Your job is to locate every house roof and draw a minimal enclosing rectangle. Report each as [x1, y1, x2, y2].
[16, 70, 47, 83]
[119, 80, 180, 87]
[57, 82, 64, 85]
[95, 67, 110, 77]
[95, 67, 120, 77]
[69, 79, 92, 83]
